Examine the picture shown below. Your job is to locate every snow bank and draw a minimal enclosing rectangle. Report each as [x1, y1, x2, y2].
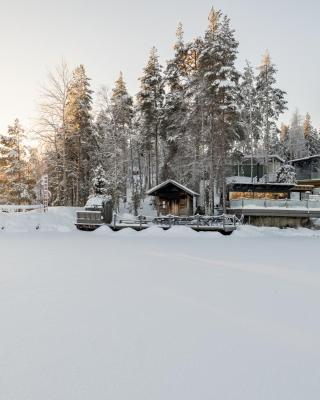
[0, 207, 79, 232]
[92, 225, 114, 235]
[2, 206, 320, 239]
[164, 225, 201, 237]
[234, 224, 320, 238]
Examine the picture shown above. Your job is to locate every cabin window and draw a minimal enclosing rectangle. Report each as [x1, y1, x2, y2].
[162, 201, 166, 209]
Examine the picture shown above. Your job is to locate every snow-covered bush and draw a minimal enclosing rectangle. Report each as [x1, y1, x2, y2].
[276, 164, 297, 184]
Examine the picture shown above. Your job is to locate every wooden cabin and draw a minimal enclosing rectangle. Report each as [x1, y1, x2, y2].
[147, 180, 199, 216]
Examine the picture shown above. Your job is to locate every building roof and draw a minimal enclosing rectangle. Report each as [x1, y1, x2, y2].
[243, 154, 285, 163]
[147, 179, 200, 197]
[85, 195, 111, 208]
[289, 154, 320, 163]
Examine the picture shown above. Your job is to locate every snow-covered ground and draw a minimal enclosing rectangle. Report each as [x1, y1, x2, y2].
[0, 207, 79, 232]
[1, 208, 320, 399]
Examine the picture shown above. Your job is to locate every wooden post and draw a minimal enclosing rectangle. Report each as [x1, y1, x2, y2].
[113, 213, 117, 229]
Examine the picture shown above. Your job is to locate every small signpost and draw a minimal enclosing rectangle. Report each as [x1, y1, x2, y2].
[41, 174, 49, 213]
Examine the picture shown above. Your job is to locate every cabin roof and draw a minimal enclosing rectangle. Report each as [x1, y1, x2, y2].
[147, 179, 200, 197]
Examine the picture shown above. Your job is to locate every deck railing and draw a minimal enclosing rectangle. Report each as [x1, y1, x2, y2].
[152, 214, 241, 228]
[113, 213, 242, 230]
[230, 199, 320, 209]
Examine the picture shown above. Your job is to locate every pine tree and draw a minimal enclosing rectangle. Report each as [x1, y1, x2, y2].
[256, 51, 287, 166]
[66, 65, 94, 205]
[161, 23, 190, 182]
[110, 72, 133, 186]
[196, 8, 240, 212]
[0, 119, 35, 204]
[237, 61, 262, 180]
[137, 47, 164, 188]
[287, 111, 306, 159]
[303, 113, 320, 156]
[94, 87, 127, 209]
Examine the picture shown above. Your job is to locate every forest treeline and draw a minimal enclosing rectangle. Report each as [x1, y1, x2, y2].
[0, 8, 319, 211]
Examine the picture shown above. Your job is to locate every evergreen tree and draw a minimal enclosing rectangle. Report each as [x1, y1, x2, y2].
[0, 119, 35, 204]
[287, 111, 306, 159]
[237, 61, 262, 180]
[196, 8, 240, 212]
[256, 51, 287, 163]
[110, 72, 133, 185]
[137, 47, 164, 188]
[276, 164, 297, 184]
[94, 87, 127, 209]
[66, 65, 94, 205]
[161, 23, 190, 182]
[303, 113, 320, 156]
[91, 164, 108, 196]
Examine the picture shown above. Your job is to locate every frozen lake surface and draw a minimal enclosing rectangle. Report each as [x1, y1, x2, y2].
[1, 209, 320, 399]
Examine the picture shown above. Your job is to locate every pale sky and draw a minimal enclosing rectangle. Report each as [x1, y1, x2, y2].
[0, 0, 319, 134]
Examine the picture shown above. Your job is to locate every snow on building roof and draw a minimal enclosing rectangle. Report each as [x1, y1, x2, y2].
[85, 195, 111, 208]
[147, 179, 200, 197]
[227, 176, 253, 184]
[289, 154, 320, 163]
[243, 154, 285, 163]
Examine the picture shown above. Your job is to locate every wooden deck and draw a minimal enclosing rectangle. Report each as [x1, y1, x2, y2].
[228, 207, 320, 218]
[76, 214, 239, 235]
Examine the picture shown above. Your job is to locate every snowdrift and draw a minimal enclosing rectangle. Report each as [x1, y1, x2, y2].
[0, 207, 79, 232]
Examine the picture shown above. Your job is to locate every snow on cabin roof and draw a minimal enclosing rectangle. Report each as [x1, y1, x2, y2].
[289, 154, 320, 163]
[85, 195, 111, 208]
[147, 179, 200, 197]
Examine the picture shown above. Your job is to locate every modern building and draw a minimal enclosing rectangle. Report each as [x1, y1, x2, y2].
[290, 155, 320, 188]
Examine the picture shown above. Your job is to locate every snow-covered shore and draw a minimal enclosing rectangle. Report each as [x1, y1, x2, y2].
[1, 211, 320, 399]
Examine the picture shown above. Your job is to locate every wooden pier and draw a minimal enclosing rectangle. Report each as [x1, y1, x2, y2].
[76, 212, 239, 235]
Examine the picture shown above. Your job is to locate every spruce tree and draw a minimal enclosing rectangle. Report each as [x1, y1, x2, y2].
[91, 164, 108, 196]
[0, 119, 35, 204]
[303, 113, 320, 156]
[110, 72, 133, 185]
[256, 51, 287, 166]
[66, 65, 94, 205]
[287, 111, 306, 159]
[161, 23, 190, 182]
[137, 47, 164, 188]
[94, 86, 128, 209]
[237, 61, 262, 180]
[196, 9, 240, 212]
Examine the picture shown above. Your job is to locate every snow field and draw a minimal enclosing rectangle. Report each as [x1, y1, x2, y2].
[0, 216, 320, 399]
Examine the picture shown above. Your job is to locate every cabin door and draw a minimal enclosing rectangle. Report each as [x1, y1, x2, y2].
[170, 200, 179, 215]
